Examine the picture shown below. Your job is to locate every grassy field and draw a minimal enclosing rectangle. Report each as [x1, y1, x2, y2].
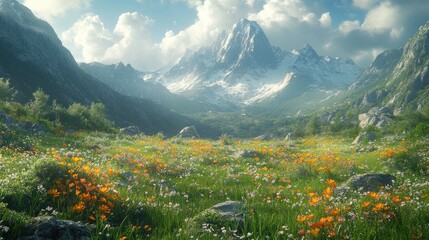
[0, 132, 428, 239]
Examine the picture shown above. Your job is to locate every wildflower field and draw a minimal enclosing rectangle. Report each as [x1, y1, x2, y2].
[0, 132, 428, 239]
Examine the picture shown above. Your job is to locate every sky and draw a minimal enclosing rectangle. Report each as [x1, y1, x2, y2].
[18, 0, 429, 71]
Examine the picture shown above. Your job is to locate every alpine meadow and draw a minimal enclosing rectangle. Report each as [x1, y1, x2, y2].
[0, 0, 428, 239]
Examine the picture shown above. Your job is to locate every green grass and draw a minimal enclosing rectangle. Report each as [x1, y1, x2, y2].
[0, 132, 428, 239]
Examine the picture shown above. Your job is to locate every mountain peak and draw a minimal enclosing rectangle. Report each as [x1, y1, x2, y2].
[213, 18, 277, 71]
[0, 0, 58, 42]
[299, 43, 319, 58]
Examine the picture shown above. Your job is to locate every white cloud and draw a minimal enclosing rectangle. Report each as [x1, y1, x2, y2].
[104, 12, 160, 70]
[159, 0, 253, 62]
[339, 20, 361, 34]
[352, 0, 378, 9]
[248, 0, 315, 28]
[361, 2, 399, 34]
[319, 12, 331, 27]
[22, 0, 91, 21]
[62, 12, 161, 71]
[62, 14, 113, 62]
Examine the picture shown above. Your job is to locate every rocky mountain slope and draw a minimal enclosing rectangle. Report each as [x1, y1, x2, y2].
[79, 62, 222, 113]
[151, 19, 362, 112]
[349, 21, 429, 114]
[0, 0, 199, 136]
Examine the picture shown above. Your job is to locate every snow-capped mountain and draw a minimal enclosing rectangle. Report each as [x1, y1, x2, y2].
[152, 19, 362, 111]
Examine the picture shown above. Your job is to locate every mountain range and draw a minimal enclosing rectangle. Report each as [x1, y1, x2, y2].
[0, 0, 204, 136]
[149, 19, 362, 112]
[1, 0, 429, 137]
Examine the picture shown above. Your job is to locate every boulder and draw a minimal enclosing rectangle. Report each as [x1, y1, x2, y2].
[187, 201, 245, 234]
[176, 126, 200, 139]
[235, 150, 259, 158]
[254, 134, 272, 141]
[284, 132, 294, 140]
[119, 126, 140, 136]
[209, 201, 244, 222]
[18, 216, 92, 240]
[358, 107, 393, 129]
[352, 131, 376, 144]
[17, 121, 46, 135]
[335, 173, 396, 195]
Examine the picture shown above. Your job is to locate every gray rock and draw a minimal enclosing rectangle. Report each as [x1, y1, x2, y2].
[335, 173, 396, 195]
[176, 126, 200, 139]
[187, 201, 245, 234]
[119, 126, 140, 136]
[358, 107, 393, 129]
[19, 216, 92, 240]
[17, 121, 46, 135]
[352, 131, 376, 144]
[209, 201, 244, 222]
[254, 134, 273, 140]
[235, 150, 259, 158]
[284, 132, 294, 140]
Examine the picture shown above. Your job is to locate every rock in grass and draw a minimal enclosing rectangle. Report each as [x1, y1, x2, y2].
[176, 126, 200, 139]
[235, 150, 259, 159]
[119, 126, 140, 136]
[187, 201, 244, 234]
[335, 173, 396, 195]
[210, 201, 244, 222]
[352, 131, 376, 144]
[19, 216, 92, 240]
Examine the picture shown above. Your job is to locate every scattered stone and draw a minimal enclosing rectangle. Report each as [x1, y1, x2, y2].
[235, 150, 259, 158]
[254, 134, 274, 140]
[176, 126, 200, 139]
[18, 216, 92, 240]
[352, 131, 376, 144]
[88, 145, 101, 150]
[358, 107, 393, 129]
[119, 126, 140, 136]
[187, 201, 245, 234]
[335, 173, 396, 195]
[284, 132, 294, 141]
[17, 121, 46, 135]
[209, 201, 244, 222]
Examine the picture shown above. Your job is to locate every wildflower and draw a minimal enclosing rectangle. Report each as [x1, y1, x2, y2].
[361, 201, 371, 208]
[368, 192, 380, 199]
[297, 215, 307, 223]
[391, 195, 401, 204]
[309, 196, 322, 206]
[326, 179, 337, 188]
[100, 214, 107, 221]
[309, 228, 320, 237]
[47, 189, 60, 198]
[98, 204, 111, 214]
[371, 203, 385, 212]
[72, 201, 86, 213]
[323, 187, 333, 199]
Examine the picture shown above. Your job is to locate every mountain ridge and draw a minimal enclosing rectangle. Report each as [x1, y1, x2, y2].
[0, 0, 211, 136]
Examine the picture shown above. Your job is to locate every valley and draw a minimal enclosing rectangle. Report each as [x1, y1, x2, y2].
[0, 0, 428, 239]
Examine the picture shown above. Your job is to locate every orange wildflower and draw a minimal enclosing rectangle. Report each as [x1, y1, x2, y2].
[326, 179, 337, 188]
[98, 204, 111, 214]
[309, 228, 320, 237]
[72, 201, 86, 213]
[323, 187, 333, 199]
[309, 196, 322, 206]
[368, 192, 380, 199]
[361, 201, 371, 208]
[391, 195, 401, 204]
[47, 188, 60, 198]
[297, 215, 307, 223]
[371, 202, 385, 211]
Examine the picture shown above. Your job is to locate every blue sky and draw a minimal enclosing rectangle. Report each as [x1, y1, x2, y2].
[18, 0, 429, 71]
